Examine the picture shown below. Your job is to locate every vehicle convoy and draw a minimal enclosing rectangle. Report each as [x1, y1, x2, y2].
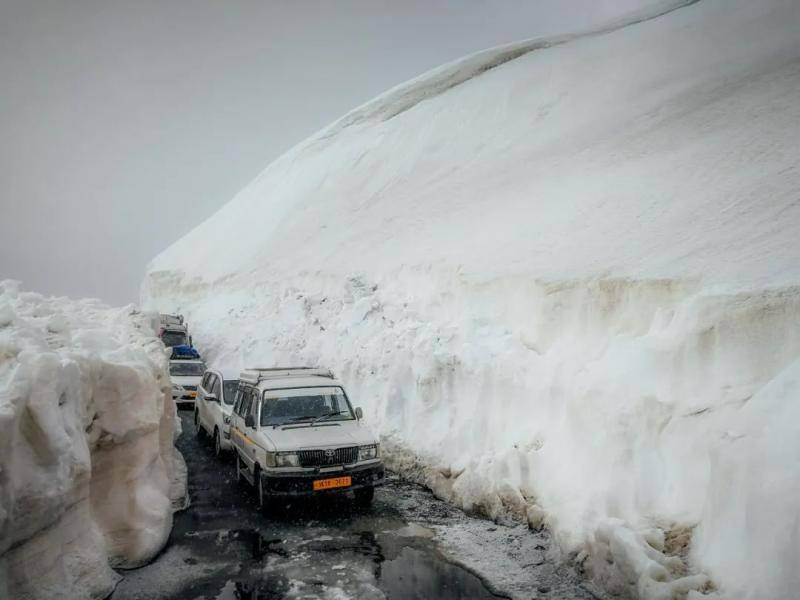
[230, 367, 384, 508]
[169, 358, 206, 406]
[195, 369, 239, 456]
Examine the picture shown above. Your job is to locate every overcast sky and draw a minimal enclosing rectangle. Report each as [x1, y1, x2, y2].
[0, 0, 651, 305]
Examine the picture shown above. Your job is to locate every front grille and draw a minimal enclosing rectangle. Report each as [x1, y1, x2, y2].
[298, 446, 358, 467]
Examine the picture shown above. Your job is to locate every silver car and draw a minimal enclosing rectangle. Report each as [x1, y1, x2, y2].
[195, 369, 239, 456]
[230, 367, 384, 510]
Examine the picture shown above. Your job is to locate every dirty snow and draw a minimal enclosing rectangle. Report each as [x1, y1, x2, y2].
[142, 0, 800, 597]
[0, 281, 185, 599]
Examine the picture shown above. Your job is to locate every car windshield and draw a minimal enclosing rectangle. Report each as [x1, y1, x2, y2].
[222, 380, 238, 406]
[260, 387, 354, 426]
[162, 331, 187, 347]
[169, 361, 205, 376]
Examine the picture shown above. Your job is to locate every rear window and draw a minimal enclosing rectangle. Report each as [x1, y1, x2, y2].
[162, 330, 187, 347]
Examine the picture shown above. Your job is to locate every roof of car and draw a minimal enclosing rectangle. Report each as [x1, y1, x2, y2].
[204, 367, 240, 381]
[237, 367, 343, 391]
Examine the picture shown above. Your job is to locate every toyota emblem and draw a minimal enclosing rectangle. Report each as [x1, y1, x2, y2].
[324, 449, 335, 458]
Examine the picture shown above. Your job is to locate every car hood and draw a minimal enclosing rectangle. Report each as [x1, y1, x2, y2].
[262, 421, 376, 451]
[171, 375, 202, 387]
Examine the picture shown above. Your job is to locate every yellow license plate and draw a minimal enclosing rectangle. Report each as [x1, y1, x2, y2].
[313, 476, 352, 491]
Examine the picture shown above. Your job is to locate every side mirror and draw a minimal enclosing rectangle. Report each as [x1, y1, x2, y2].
[206, 393, 218, 403]
[355, 407, 363, 420]
[245, 414, 255, 428]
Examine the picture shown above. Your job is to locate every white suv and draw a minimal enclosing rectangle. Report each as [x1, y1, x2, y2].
[230, 367, 384, 509]
[169, 359, 206, 406]
[195, 369, 239, 456]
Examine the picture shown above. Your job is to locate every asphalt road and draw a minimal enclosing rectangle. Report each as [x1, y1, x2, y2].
[112, 410, 598, 600]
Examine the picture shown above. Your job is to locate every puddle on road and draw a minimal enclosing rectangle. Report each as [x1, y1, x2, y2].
[216, 527, 502, 600]
[229, 529, 289, 560]
[379, 546, 501, 599]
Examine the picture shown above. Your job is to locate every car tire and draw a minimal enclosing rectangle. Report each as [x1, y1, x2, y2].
[194, 410, 206, 441]
[214, 428, 222, 458]
[354, 486, 375, 507]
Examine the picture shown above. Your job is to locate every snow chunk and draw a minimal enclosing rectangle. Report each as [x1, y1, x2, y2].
[0, 282, 185, 599]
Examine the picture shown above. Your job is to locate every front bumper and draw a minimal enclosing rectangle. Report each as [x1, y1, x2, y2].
[260, 461, 385, 497]
[173, 392, 196, 404]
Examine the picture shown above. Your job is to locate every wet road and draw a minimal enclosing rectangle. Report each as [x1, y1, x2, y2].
[112, 411, 598, 600]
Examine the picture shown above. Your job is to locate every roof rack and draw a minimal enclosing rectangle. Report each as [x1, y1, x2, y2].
[159, 313, 184, 325]
[239, 367, 335, 385]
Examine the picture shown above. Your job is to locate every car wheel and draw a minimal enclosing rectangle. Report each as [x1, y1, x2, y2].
[214, 428, 222, 457]
[194, 410, 206, 440]
[354, 486, 375, 507]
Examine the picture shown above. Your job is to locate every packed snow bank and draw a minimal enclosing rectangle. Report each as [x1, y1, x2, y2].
[0, 281, 185, 600]
[143, 0, 800, 598]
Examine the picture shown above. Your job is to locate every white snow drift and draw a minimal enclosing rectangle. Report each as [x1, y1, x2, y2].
[143, 0, 800, 597]
[0, 281, 185, 600]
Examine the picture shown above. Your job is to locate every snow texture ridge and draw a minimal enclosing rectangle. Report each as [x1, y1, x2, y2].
[143, 0, 800, 598]
[0, 281, 185, 600]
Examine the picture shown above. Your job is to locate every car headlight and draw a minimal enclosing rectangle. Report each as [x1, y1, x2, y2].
[276, 452, 300, 467]
[265, 452, 300, 468]
[223, 415, 231, 425]
[359, 444, 379, 461]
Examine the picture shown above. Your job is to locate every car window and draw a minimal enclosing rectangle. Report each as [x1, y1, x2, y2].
[222, 380, 238, 406]
[161, 331, 187, 347]
[233, 388, 243, 415]
[240, 389, 252, 417]
[211, 377, 221, 399]
[207, 373, 218, 394]
[200, 373, 209, 389]
[249, 391, 259, 423]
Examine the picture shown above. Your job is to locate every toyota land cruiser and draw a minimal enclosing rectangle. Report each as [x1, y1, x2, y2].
[230, 367, 384, 509]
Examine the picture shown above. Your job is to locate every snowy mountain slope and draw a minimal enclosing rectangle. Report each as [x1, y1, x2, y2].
[143, 0, 800, 598]
[0, 281, 185, 600]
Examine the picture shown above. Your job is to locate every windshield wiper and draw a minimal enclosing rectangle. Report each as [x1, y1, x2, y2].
[286, 415, 317, 422]
[274, 415, 318, 429]
[311, 410, 349, 425]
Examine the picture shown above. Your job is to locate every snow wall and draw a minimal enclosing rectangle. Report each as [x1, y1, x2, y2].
[142, 0, 800, 598]
[0, 281, 186, 600]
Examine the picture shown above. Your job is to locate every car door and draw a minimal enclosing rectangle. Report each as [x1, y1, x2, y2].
[233, 386, 251, 460]
[242, 389, 261, 471]
[196, 372, 210, 426]
[202, 373, 218, 432]
[230, 385, 243, 450]
[210, 375, 223, 434]
[197, 372, 209, 431]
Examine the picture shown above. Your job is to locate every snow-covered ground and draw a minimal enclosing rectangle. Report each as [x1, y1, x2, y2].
[142, 0, 800, 598]
[0, 281, 185, 600]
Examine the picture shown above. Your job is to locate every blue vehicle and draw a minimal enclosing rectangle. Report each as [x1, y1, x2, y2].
[171, 344, 201, 360]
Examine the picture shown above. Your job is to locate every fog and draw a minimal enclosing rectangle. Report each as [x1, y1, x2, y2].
[0, 0, 654, 305]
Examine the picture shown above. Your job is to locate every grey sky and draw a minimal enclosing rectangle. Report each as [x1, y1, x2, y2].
[0, 0, 651, 305]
